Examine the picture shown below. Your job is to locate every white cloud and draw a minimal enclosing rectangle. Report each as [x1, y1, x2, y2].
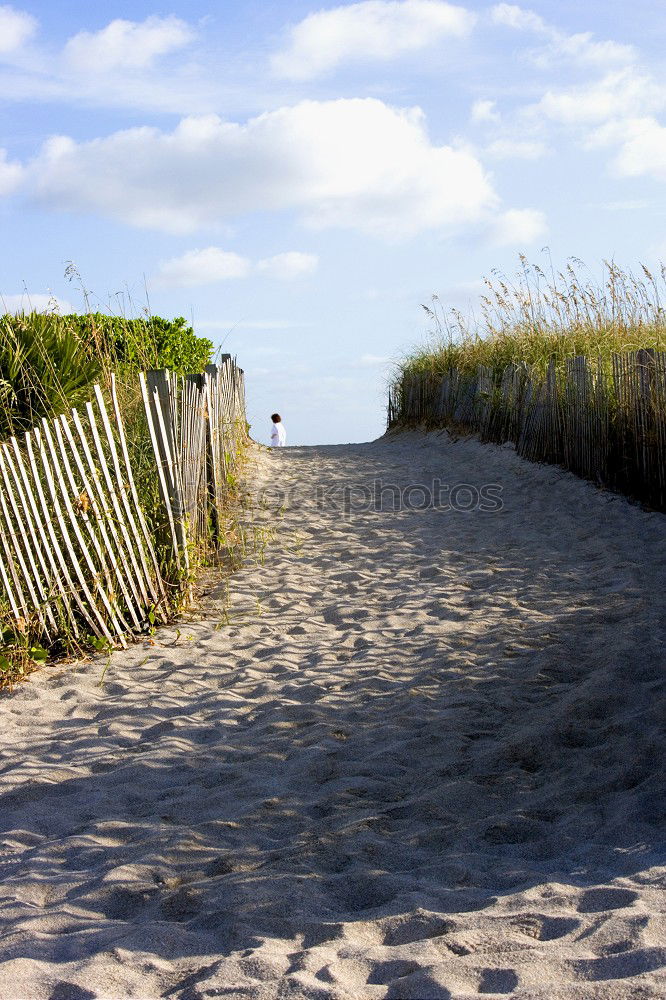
[272, 0, 476, 80]
[536, 32, 634, 70]
[155, 247, 251, 287]
[488, 207, 547, 246]
[257, 252, 318, 279]
[591, 117, 666, 182]
[28, 99, 502, 239]
[490, 3, 545, 32]
[538, 69, 666, 125]
[471, 99, 500, 124]
[1, 293, 73, 314]
[524, 67, 666, 188]
[0, 13, 214, 115]
[491, 3, 634, 70]
[0, 5, 37, 55]
[154, 248, 318, 286]
[486, 8, 641, 187]
[63, 15, 194, 73]
[0, 148, 22, 194]
[0, 62, 218, 118]
[485, 138, 546, 159]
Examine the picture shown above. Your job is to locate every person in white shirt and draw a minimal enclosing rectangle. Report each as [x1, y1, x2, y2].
[270, 413, 286, 447]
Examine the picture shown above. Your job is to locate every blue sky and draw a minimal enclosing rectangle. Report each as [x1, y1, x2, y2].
[1, 0, 665, 444]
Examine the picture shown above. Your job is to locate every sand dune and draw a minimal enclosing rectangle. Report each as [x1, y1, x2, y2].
[0, 430, 664, 999]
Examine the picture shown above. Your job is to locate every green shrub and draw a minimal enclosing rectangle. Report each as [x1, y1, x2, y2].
[0, 312, 103, 439]
[0, 311, 214, 440]
[62, 313, 214, 376]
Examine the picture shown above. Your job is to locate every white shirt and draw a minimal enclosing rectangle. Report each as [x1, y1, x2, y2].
[271, 421, 286, 446]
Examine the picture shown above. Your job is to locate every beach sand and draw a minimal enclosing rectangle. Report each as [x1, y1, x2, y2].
[0, 430, 664, 999]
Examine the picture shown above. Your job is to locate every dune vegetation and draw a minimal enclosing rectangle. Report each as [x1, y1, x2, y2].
[0, 308, 218, 686]
[399, 256, 666, 380]
[0, 309, 213, 440]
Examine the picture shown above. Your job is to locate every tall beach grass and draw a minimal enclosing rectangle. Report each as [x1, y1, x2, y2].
[401, 256, 666, 380]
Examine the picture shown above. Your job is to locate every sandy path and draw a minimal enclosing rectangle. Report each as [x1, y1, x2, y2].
[0, 431, 664, 1000]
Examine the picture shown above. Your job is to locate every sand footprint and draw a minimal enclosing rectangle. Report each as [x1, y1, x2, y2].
[384, 966, 453, 999]
[576, 887, 639, 913]
[571, 947, 666, 982]
[367, 958, 421, 984]
[512, 914, 580, 941]
[478, 967, 520, 993]
[382, 910, 456, 946]
[49, 984, 96, 1000]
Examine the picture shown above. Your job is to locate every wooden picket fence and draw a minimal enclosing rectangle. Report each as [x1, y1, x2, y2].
[140, 358, 247, 576]
[388, 349, 666, 510]
[0, 356, 247, 647]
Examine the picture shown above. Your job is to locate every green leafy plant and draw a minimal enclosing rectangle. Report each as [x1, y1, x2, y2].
[61, 313, 214, 376]
[0, 312, 104, 438]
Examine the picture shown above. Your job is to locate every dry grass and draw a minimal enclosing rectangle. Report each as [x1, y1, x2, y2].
[399, 256, 666, 380]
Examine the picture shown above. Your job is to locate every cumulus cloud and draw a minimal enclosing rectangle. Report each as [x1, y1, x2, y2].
[491, 3, 634, 69]
[538, 69, 666, 125]
[63, 15, 194, 73]
[0, 5, 37, 55]
[488, 207, 547, 246]
[483, 8, 642, 187]
[0, 148, 22, 195]
[28, 98, 503, 239]
[523, 66, 666, 189]
[154, 248, 318, 286]
[155, 247, 251, 287]
[256, 252, 318, 279]
[272, 0, 476, 80]
[1, 293, 73, 314]
[590, 117, 666, 183]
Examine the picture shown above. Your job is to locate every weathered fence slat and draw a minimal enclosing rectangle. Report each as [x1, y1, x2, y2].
[94, 383, 161, 613]
[389, 351, 666, 510]
[0, 463, 29, 621]
[40, 418, 123, 644]
[0, 447, 46, 626]
[29, 426, 106, 639]
[69, 408, 143, 631]
[86, 400, 150, 616]
[11, 435, 79, 633]
[54, 417, 130, 639]
[1, 443, 57, 632]
[109, 375, 165, 611]
[139, 371, 182, 575]
[0, 359, 247, 647]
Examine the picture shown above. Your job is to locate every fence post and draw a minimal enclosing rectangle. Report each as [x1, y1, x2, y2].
[142, 369, 189, 576]
[203, 364, 221, 546]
